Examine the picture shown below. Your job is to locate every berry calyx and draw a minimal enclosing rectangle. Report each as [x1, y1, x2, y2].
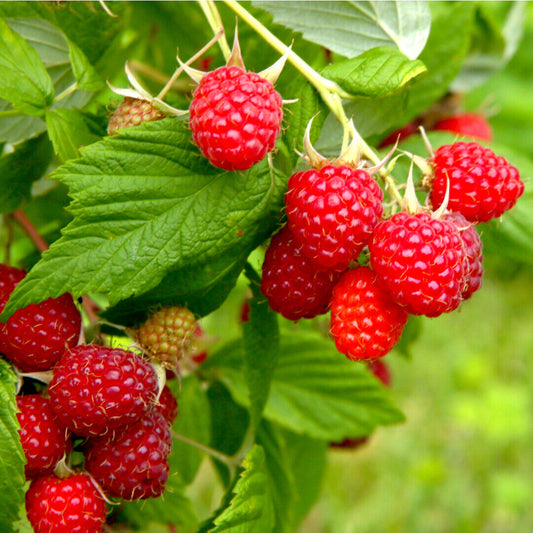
[369, 211, 466, 317]
[48, 344, 158, 437]
[25, 472, 107, 533]
[285, 165, 384, 271]
[429, 142, 524, 222]
[17, 394, 71, 479]
[134, 306, 198, 369]
[432, 113, 492, 142]
[108, 97, 166, 136]
[330, 267, 408, 360]
[260, 225, 341, 320]
[0, 265, 81, 372]
[84, 410, 172, 500]
[189, 65, 283, 171]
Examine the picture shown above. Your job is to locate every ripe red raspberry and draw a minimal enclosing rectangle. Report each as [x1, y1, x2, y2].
[260, 225, 341, 320]
[108, 97, 165, 136]
[155, 385, 178, 426]
[17, 394, 71, 479]
[285, 165, 384, 271]
[25, 472, 107, 533]
[189, 65, 283, 171]
[48, 344, 158, 437]
[429, 142, 523, 222]
[330, 267, 408, 360]
[0, 264, 81, 372]
[84, 410, 171, 500]
[369, 211, 465, 317]
[433, 113, 492, 142]
[135, 306, 197, 369]
[445, 212, 483, 299]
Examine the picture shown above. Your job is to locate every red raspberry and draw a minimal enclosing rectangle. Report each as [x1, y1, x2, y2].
[0, 265, 81, 372]
[84, 410, 171, 500]
[48, 344, 158, 437]
[107, 97, 165, 136]
[260, 225, 341, 320]
[17, 395, 71, 479]
[330, 267, 408, 360]
[189, 65, 283, 171]
[25, 472, 107, 533]
[155, 385, 178, 425]
[135, 306, 198, 369]
[430, 142, 523, 222]
[369, 212, 465, 317]
[445, 212, 483, 299]
[432, 113, 492, 142]
[285, 165, 384, 271]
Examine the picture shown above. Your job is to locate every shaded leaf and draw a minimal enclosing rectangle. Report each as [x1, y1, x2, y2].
[254, 1, 431, 60]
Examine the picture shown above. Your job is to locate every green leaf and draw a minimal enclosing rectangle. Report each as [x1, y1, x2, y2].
[170, 376, 211, 485]
[0, 133, 54, 214]
[322, 46, 426, 98]
[207, 382, 250, 487]
[66, 37, 104, 92]
[0, 359, 26, 533]
[203, 330, 405, 441]
[45, 108, 101, 162]
[102, 244, 248, 325]
[257, 421, 295, 533]
[254, 1, 431, 60]
[1, 119, 286, 321]
[0, 17, 54, 115]
[395, 316, 423, 360]
[453, 2, 526, 91]
[0, 18, 94, 144]
[281, 428, 327, 529]
[243, 265, 279, 432]
[210, 445, 275, 533]
[117, 470, 198, 533]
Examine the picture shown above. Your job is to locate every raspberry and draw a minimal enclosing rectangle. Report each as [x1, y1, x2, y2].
[0, 265, 81, 372]
[84, 410, 171, 500]
[48, 344, 158, 437]
[135, 306, 197, 369]
[433, 113, 492, 142]
[107, 97, 165, 136]
[330, 267, 408, 360]
[369, 212, 465, 317]
[285, 165, 384, 271]
[445, 212, 483, 299]
[25, 472, 107, 533]
[189, 65, 283, 171]
[17, 395, 71, 479]
[155, 385, 179, 425]
[429, 142, 523, 222]
[260, 225, 341, 320]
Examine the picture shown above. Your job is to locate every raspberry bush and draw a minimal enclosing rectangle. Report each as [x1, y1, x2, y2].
[0, 2, 530, 532]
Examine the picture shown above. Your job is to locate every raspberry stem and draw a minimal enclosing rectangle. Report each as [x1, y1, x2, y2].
[221, 0, 404, 205]
[198, 0, 232, 60]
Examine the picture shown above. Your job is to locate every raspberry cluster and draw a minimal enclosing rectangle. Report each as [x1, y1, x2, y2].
[261, 140, 523, 364]
[0, 269, 191, 531]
